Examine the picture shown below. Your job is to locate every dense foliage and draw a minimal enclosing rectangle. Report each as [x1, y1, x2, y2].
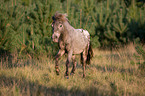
[0, 0, 145, 57]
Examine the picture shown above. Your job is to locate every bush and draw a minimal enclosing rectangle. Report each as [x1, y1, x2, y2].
[0, 0, 145, 58]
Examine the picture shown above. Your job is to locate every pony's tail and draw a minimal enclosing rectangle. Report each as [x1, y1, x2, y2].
[86, 43, 93, 65]
[80, 43, 93, 65]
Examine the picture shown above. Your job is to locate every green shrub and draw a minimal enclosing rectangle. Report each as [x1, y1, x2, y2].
[0, 0, 144, 58]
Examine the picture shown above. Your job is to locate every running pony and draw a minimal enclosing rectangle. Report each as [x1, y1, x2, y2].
[52, 12, 93, 78]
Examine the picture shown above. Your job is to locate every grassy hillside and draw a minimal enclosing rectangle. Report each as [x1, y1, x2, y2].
[0, 0, 145, 95]
[0, 44, 144, 96]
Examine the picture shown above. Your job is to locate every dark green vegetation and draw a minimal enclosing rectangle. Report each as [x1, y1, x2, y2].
[0, 0, 145, 57]
[0, 0, 145, 96]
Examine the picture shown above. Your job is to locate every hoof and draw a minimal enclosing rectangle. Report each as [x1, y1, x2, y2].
[65, 72, 69, 79]
[64, 74, 69, 79]
[56, 68, 60, 75]
[65, 76, 69, 79]
[70, 72, 75, 76]
[56, 71, 59, 75]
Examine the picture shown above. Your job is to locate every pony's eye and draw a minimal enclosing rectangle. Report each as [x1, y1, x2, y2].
[60, 24, 62, 27]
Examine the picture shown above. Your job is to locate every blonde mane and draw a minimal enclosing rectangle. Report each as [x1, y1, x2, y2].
[52, 12, 68, 22]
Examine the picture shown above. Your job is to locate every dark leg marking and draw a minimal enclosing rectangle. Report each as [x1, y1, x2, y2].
[55, 49, 65, 75]
[71, 55, 77, 75]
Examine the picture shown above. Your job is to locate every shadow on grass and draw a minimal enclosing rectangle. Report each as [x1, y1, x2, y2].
[1, 55, 34, 69]
[0, 75, 108, 96]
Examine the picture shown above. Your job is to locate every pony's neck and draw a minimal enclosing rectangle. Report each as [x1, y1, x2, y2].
[61, 21, 74, 41]
[63, 21, 74, 31]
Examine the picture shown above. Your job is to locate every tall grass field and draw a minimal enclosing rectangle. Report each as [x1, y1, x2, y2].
[0, 44, 145, 96]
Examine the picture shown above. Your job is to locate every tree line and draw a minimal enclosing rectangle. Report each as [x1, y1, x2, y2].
[0, 0, 145, 58]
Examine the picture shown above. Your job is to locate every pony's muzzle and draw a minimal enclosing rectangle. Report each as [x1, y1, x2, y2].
[52, 34, 59, 42]
[52, 34, 57, 39]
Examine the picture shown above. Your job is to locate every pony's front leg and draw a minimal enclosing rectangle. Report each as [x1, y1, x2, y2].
[65, 50, 73, 77]
[55, 49, 65, 75]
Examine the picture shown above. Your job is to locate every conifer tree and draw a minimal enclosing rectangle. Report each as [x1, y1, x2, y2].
[0, 0, 27, 56]
[0, 0, 144, 58]
[25, 0, 62, 57]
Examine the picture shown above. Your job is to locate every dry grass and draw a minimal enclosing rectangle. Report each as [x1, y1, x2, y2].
[0, 44, 145, 96]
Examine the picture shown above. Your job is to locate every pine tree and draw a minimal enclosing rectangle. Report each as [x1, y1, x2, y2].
[0, 0, 27, 56]
[25, 0, 62, 57]
[0, 0, 144, 58]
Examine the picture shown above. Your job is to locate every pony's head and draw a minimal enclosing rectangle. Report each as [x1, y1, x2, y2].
[51, 12, 67, 42]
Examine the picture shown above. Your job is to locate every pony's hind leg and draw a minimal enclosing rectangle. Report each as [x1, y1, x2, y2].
[81, 51, 87, 78]
[55, 49, 65, 75]
[81, 45, 89, 78]
[71, 55, 77, 75]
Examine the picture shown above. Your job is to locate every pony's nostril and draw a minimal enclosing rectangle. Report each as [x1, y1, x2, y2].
[54, 36, 57, 39]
